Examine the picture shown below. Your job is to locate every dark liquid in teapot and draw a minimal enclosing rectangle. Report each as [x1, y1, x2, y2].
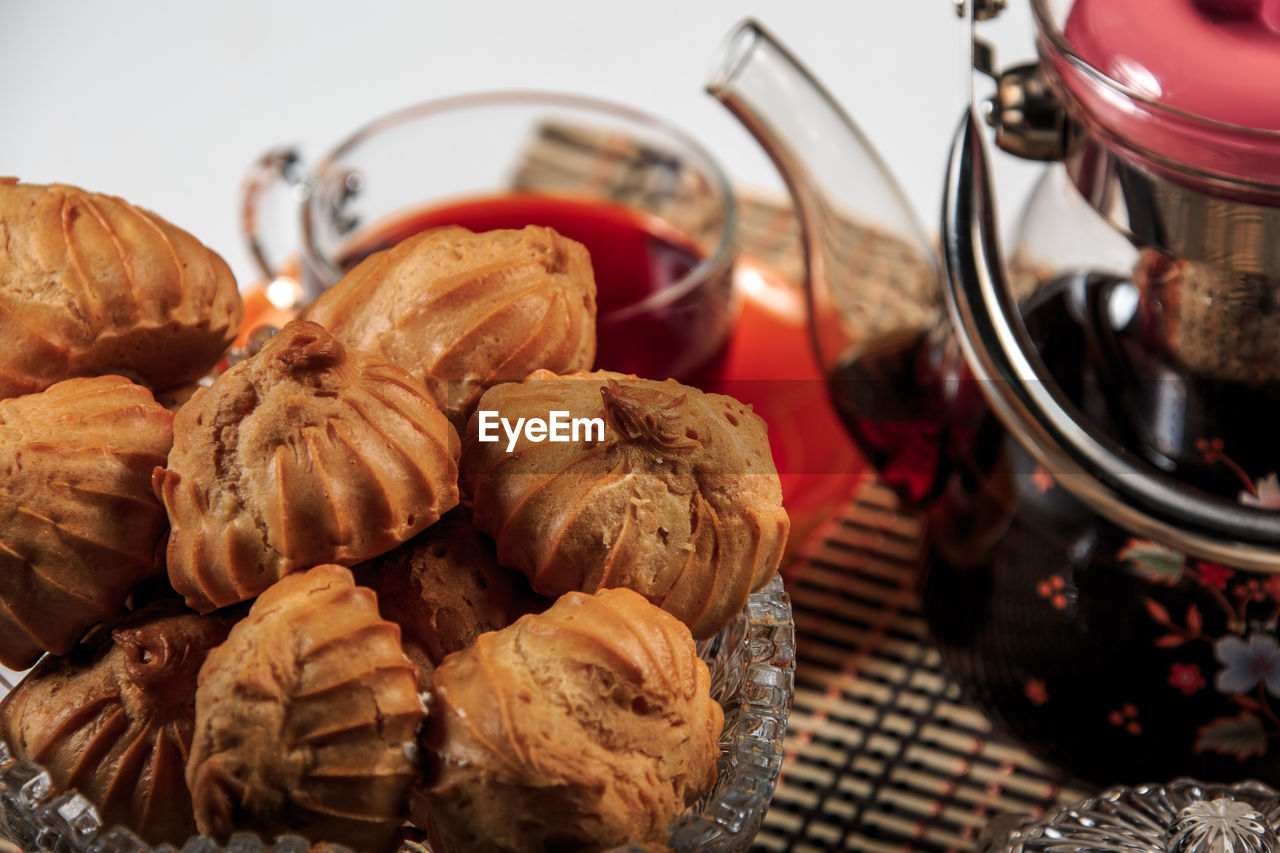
[826, 330, 944, 505]
[827, 328, 974, 509]
[826, 325, 995, 509]
[829, 271, 1280, 787]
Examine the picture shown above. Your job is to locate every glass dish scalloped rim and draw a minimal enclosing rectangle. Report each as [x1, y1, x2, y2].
[986, 777, 1280, 853]
[0, 574, 795, 853]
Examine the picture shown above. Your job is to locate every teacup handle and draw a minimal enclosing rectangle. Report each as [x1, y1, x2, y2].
[239, 145, 307, 283]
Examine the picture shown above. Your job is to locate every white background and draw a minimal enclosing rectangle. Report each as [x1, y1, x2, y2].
[0, 1, 1044, 288]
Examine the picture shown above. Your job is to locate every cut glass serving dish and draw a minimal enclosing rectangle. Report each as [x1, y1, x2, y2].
[0, 575, 795, 853]
[982, 778, 1280, 853]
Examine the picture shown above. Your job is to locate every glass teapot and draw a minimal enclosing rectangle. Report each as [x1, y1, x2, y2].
[707, 3, 1280, 787]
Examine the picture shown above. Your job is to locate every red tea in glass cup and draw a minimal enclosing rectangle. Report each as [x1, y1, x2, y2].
[240, 91, 871, 558]
[242, 92, 737, 385]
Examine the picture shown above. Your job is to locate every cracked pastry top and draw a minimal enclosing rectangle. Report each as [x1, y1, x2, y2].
[0, 179, 242, 399]
[0, 602, 233, 846]
[0, 374, 173, 670]
[417, 586, 723, 853]
[461, 369, 789, 639]
[299, 225, 597, 430]
[154, 320, 459, 613]
[185, 564, 424, 851]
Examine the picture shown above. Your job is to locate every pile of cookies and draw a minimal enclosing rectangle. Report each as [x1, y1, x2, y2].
[0, 179, 789, 852]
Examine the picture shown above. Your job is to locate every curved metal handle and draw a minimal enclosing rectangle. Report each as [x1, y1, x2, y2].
[941, 108, 1280, 571]
[239, 145, 308, 283]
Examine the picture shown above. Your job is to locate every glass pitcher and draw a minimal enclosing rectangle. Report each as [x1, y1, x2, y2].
[707, 6, 1280, 787]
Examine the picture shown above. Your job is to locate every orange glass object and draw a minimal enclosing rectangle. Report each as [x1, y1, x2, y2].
[711, 260, 866, 561]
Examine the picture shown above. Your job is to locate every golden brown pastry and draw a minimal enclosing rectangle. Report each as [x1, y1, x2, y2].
[0, 603, 233, 846]
[353, 507, 550, 690]
[418, 587, 723, 853]
[0, 179, 242, 399]
[186, 564, 424, 851]
[461, 370, 789, 639]
[155, 320, 460, 613]
[300, 225, 597, 429]
[0, 375, 173, 670]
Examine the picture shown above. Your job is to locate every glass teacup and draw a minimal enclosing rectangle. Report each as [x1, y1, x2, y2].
[241, 91, 738, 384]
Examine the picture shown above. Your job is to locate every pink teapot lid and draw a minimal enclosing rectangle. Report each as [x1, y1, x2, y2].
[1049, 0, 1280, 194]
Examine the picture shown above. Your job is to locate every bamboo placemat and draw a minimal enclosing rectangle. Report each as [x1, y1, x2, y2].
[757, 481, 1091, 853]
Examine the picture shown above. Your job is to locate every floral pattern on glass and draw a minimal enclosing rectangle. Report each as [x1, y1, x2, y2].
[1113, 520, 1280, 762]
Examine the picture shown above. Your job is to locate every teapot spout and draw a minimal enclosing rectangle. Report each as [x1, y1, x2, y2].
[706, 20, 940, 371]
[708, 21, 951, 506]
